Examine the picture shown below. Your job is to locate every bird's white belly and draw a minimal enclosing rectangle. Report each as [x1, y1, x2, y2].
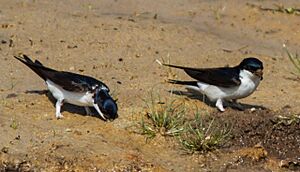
[46, 80, 94, 107]
[195, 76, 260, 102]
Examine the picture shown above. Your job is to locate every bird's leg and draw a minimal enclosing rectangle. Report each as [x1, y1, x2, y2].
[55, 99, 64, 119]
[93, 103, 107, 120]
[216, 98, 225, 112]
[84, 107, 92, 116]
[231, 99, 244, 110]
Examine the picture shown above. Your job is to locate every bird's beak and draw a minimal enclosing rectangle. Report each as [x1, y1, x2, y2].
[254, 69, 263, 80]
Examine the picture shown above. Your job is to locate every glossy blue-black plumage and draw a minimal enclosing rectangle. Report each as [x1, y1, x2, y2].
[14, 55, 118, 120]
[96, 89, 118, 119]
[163, 57, 263, 88]
[238, 57, 263, 72]
[14, 55, 109, 92]
[164, 64, 241, 87]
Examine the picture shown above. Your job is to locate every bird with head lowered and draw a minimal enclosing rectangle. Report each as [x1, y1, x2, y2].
[15, 55, 118, 120]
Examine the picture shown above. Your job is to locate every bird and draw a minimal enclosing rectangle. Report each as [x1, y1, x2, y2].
[163, 57, 263, 111]
[14, 55, 118, 120]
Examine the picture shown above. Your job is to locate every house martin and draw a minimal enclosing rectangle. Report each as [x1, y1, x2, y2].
[163, 57, 263, 111]
[14, 55, 118, 120]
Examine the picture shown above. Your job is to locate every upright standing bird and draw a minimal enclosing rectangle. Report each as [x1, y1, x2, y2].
[15, 55, 118, 120]
[163, 57, 263, 111]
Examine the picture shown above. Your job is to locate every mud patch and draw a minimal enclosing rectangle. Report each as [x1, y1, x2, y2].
[218, 109, 300, 170]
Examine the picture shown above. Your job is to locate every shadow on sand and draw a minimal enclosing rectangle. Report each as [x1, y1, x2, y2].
[169, 88, 267, 111]
[25, 90, 103, 119]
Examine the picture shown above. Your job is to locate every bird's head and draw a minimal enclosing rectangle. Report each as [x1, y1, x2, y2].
[239, 57, 264, 80]
[95, 88, 118, 120]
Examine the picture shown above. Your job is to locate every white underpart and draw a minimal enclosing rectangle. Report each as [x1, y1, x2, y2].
[186, 69, 261, 111]
[46, 80, 106, 119]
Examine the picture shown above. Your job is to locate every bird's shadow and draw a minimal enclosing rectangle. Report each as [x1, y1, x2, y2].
[25, 90, 101, 119]
[169, 88, 267, 111]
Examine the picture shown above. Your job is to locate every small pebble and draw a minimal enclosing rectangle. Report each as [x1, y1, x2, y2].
[1, 146, 9, 153]
[6, 93, 18, 99]
[65, 128, 72, 132]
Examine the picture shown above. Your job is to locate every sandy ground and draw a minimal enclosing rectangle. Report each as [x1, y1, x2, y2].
[0, 0, 300, 171]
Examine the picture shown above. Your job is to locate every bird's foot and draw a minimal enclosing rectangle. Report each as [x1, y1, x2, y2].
[55, 99, 64, 119]
[216, 99, 225, 112]
[56, 113, 64, 119]
[85, 107, 93, 116]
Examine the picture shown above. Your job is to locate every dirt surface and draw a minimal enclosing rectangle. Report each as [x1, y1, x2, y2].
[0, 0, 300, 171]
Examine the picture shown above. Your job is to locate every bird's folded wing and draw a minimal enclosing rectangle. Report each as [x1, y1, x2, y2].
[15, 55, 108, 92]
[46, 71, 109, 92]
[163, 64, 241, 87]
[183, 67, 241, 87]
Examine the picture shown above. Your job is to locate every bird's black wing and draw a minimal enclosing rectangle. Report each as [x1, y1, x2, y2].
[163, 64, 241, 87]
[14, 55, 109, 92]
[49, 71, 109, 92]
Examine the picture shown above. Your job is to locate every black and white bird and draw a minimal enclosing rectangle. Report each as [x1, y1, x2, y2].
[163, 57, 263, 111]
[15, 55, 118, 120]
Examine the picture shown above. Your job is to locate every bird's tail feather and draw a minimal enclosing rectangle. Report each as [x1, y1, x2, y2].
[163, 63, 200, 71]
[14, 55, 48, 81]
[168, 79, 198, 86]
[163, 63, 188, 70]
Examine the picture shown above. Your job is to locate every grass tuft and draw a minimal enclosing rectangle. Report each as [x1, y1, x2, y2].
[139, 96, 185, 139]
[10, 118, 18, 130]
[138, 92, 231, 153]
[179, 112, 231, 153]
[275, 114, 300, 126]
[284, 44, 300, 73]
[248, 3, 300, 15]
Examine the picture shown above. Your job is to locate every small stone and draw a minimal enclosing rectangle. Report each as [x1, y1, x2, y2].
[6, 93, 17, 99]
[74, 130, 82, 135]
[65, 128, 72, 132]
[128, 18, 135, 22]
[279, 160, 289, 168]
[1, 146, 9, 153]
[67, 45, 78, 49]
[35, 50, 42, 54]
[9, 39, 14, 47]
[15, 135, 21, 140]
